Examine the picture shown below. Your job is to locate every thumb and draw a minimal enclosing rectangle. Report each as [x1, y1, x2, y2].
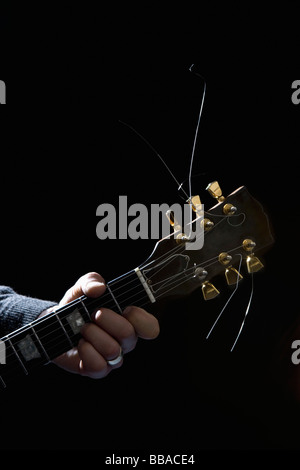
[59, 272, 106, 306]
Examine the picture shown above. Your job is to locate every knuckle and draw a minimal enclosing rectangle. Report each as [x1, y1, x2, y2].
[85, 271, 105, 284]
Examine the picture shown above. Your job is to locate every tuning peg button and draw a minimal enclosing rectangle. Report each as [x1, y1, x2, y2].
[218, 252, 232, 265]
[246, 255, 264, 273]
[201, 218, 214, 231]
[194, 267, 208, 280]
[187, 195, 203, 214]
[223, 203, 237, 216]
[218, 252, 243, 285]
[242, 239, 256, 252]
[202, 281, 220, 300]
[225, 267, 243, 285]
[206, 181, 225, 202]
[242, 238, 264, 273]
[166, 210, 188, 244]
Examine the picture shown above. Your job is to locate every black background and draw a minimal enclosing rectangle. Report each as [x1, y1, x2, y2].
[0, 3, 300, 456]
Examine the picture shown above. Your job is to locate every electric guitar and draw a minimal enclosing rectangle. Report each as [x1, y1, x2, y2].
[0, 181, 274, 388]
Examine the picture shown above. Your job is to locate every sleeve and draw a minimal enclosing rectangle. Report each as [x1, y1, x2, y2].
[0, 286, 57, 337]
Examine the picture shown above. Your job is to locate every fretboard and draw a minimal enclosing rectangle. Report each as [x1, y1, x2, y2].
[0, 267, 155, 389]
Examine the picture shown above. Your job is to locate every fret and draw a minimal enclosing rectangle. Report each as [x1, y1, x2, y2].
[0, 332, 46, 387]
[54, 313, 74, 348]
[0, 374, 6, 389]
[84, 292, 117, 312]
[106, 283, 123, 314]
[8, 338, 28, 375]
[0, 267, 151, 388]
[103, 268, 148, 312]
[31, 326, 51, 364]
[0, 339, 5, 364]
[34, 315, 76, 360]
[79, 297, 91, 320]
[16, 334, 41, 361]
[0, 339, 21, 387]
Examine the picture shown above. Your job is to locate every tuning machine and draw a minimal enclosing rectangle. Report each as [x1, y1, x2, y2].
[202, 281, 220, 300]
[206, 181, 237, 215]
[194, 266, 220, 300]
[187, 195, 203, 217]
[165, 210, 189, 245]
[206, 181, 225, 202]
[242, 239, 264, 273]
[218, 252, 243, 285]
[187, 195, 214, 231]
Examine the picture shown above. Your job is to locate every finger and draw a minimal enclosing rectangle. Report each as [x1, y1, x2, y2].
[123, 306, 160, 339]
[77, 338, 112, 379]
[92, 308, 137, 353]
[59, 272, 106, 305]
[52, 348, 81, 374]
[81, 322, 123, 360]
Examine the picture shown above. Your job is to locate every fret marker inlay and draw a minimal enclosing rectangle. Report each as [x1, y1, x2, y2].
[66, 309, 85, 334]
[17, 334, 41, 361]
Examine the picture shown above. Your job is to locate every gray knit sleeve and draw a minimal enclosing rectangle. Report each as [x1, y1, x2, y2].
[0, 286, 57, 337]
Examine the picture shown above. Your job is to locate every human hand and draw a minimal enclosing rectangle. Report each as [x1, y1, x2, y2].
[40, 272, 159, 378]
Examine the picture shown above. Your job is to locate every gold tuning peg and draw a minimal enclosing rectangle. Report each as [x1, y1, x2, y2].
[246, 255, 264, 274]
[166, 210, 188, 245]
[202, 281, 220, 300]
[166, 210, 181, 232]
[206, 181, 225, 202]
[206, 181, 238, 215]
[201, 218, 214, 231]
[225, 267, 243, 285]
[242, 239, 264, 273]
[194, 266, 219, 300]
[187, 195, 203, 217]
[218, 252, 243, 285]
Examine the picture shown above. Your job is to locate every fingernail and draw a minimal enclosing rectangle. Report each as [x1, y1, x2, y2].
[94, 309, 102, 321]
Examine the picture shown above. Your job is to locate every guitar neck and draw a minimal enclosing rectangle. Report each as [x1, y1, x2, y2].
[0, 267, 154, 389]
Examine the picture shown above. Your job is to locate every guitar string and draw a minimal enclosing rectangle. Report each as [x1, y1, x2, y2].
[0, 172, 251, 367]
[22, 245, 242, 360]
[113, 70, 242, 299]
[185, 65, 206, 239]
[1, 191, 246, 368]
[137, 246, 245, 302]
[206, 254, 243, 339]
[119, 120, 189, 201]
[1, 213, 243, 364]
[1, 268, 156, 362]
[1, 228, 252, 378]
[1, 241, 189, 348]
[1, 242, 247, 367]
[0, 256, 201, 361]
[1, 268, 204, 373]
[1, 70, 247, 377]
[188, 65, 206, 211]
[3, 223, 255, 367]
[230, 272, 254, 352]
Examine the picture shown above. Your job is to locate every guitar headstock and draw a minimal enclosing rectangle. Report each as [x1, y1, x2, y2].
[139, 182, 274, 302]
